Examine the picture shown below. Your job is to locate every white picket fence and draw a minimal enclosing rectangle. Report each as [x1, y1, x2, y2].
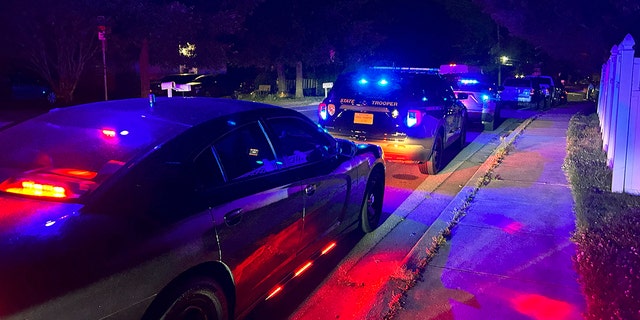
[597, 33, 640, 195]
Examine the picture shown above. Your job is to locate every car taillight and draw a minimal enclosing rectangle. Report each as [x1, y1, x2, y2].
[318, 103, 336, 121]
[530, 88, 535, 96]
[319, 103, 327, 120]
[406, 109, 422, 127]
[0, 170, 98, 199]
[4, 180, 68, 198]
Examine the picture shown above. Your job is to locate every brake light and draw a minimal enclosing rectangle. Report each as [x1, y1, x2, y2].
[319, 103, 336, 121]
[406, 109, 422, 127]
[0, 169, 98, 199]
[4, 180, 67, 198]
[102, 129, 117, 137]
[319, 103, 327, 120]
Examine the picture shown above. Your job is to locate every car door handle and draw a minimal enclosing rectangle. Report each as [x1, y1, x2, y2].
[304, 184, 316, 196]
[224, 208, 243, 226]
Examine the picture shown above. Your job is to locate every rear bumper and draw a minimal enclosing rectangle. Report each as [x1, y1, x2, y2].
[328, 132, 433, 163]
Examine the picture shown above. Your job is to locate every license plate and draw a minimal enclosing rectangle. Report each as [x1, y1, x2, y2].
[354, 113, 374, 125]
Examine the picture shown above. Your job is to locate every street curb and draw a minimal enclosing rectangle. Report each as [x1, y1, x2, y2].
[366, 114, 539, 319]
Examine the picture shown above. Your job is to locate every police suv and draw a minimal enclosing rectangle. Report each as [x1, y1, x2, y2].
[318, 67, 468, 175]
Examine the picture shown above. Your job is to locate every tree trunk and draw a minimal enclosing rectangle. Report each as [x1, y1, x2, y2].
[140, 38, 150, 98]
[295, 61, 303, 98]
[276, 62, 287, 96]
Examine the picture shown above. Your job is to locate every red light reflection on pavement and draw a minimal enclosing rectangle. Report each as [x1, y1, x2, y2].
[291, 251, 403, 319]
[502, 221, 524, 234]
[511, 294, 576, 320]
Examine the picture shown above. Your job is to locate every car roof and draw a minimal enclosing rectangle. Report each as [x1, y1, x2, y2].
[50, 97, 281, 127]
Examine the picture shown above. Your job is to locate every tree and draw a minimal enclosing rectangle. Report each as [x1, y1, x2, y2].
[472, 0, 640, 74]
[236, 0, 387, 97]
[1, 0, 101, 104]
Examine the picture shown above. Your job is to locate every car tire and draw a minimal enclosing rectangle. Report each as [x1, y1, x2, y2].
[143, 276, 229, 320]
[46, 92, 56, 104]
[360, 170, 384, 233]
[484, 107, 500, 131]
[419, 134, 443, 175]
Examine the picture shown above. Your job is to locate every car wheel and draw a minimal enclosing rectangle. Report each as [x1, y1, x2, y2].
[360, 170, 384, 233]
[144, 276, 229, 320]
[419, 135, 443, 175]
[484, 107, 500, 131]
[46, 92, 56, 104]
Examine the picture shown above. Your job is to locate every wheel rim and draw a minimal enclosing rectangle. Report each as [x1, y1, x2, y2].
[163, 288, 223, 320]
[433, 138, 442, 170]
[366, 191, 377, 225]
[178, 293, 220, 320]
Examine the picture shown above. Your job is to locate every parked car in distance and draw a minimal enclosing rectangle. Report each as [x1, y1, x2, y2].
[0, 73, 56, 106]
[0, 97, 386, 320]
[318, 66, 467, 174]
[439, 64, 500, 131]
[531, 75, 561, 106]
[191, 74, 243, 98]
[499, 76, 549, 109]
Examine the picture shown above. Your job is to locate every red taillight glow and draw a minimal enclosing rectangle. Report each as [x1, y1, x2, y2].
[294, 262, 313, 277]
[406, 109, 422, 127]
[265, 286, 283, 300]
[51, 168, 98, 179]
[264, 241, 337, 301]
[102, 129, 117, 137]
[319, 103, 328, 120]
[0, 168, 99, 200]
[321, 242, 337, 255]
[5, 180, 67, 198]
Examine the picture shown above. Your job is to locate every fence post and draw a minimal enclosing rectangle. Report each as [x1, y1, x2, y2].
[604, 45, 619, 164]
[611, 34, 635, 193]
[625, 56, 640, 195]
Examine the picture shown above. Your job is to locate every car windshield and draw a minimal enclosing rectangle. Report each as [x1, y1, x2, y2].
[331, 71, 441, 101]
[0, 107, 188, 201]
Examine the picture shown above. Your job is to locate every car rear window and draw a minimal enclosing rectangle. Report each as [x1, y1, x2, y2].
[331, 71, 443, 102]
[0, 108, 188, 201]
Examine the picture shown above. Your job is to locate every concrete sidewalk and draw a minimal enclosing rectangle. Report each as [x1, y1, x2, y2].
[381, 103, 594, 320]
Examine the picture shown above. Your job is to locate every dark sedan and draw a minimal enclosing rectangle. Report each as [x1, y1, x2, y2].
[0, 97, 386, 319]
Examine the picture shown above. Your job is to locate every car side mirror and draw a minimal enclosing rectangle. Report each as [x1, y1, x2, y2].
[336, 139, 356, 157]
[457, 93, 469, 100]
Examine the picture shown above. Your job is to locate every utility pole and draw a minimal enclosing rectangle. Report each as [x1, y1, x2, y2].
[497, 25, 501, 86]
[98, 16, 108, 101]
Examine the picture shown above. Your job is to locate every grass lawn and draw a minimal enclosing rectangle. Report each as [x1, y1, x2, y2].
[563, 112, 640, 319]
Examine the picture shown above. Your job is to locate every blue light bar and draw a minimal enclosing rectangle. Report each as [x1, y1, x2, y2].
[459, 79, 479, 85]
[371, 66, 439, 74]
